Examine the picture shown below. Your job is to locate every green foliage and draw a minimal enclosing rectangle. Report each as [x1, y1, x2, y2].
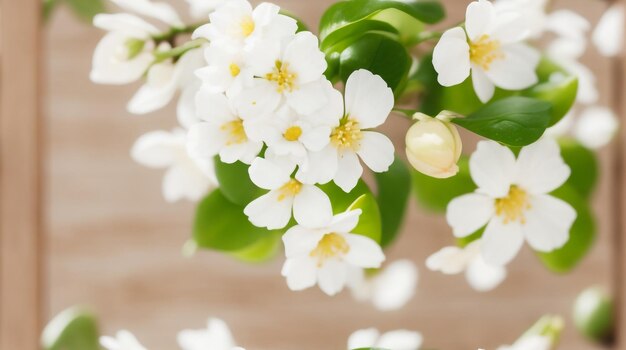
[214, 158, 265, 206]
[338, 33, 411, 93]
[573, 286, 615, 343]
[348, 194, 383, 243]
[537, 185, 596, 273]
[374, 157, 411, 247]
[65, 0, 106, 22]
[411, 156, 475, 212]
[559, 138, 599, 200]
[41, 307, 100, 350]
[321, 180, 373, 213]
[453, 97, 552, 146]
[230, 231, 283, 263]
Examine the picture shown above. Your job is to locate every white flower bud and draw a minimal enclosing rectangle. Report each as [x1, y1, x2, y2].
[405, 112, 462, 178]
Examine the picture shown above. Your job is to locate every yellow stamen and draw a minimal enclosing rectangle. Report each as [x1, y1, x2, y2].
[284, 126, 303, 141]
[229, 63, 241, 77]
[266, 60, 297, 93]
[309, 233, 350, 267]
[331, 118, 363, 151]
[277, 179, 302, 201]
[495, 185, 531, 224]
[241, 17, 255, 37]
[220, 119, 247, 145]
[469, 34, 503, 70]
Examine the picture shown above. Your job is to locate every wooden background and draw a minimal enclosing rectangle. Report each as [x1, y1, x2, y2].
[41, 0, 622, 349]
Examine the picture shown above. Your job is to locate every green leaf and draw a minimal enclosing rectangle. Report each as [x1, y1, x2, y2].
[214, 158, 264, 206]
[193, 189, 269, 251]
[41, 307, 100, 350]
[374, 158, 411, 247]
[411, 156, 475, 212]
[453, 97, 551, 146]
[230, 231, 283, 263]
[321, 19, 398, 52]
[537, 185, 596, 273]
[321, 180, 373, 213]
[348, 194, 382, 243]
[65, 0, 106, 22]
[338, 33, 411, 93]
[320, 0, 444, 42]
[525, 76, 578, 126]
[43, 0, 58, 22]
[559, 138, 598, 200]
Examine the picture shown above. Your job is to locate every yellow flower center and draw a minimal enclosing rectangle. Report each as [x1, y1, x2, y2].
[266, 60, 297, 93]
[283, 126, 303, 141]
[331, 118, 363, 151]
[229, 63, 241, 77]
[277, 179, 302, 201]
[495, 185, 531, 224]
[309, 233, 350, 267]
[220, 119, 247, 145]
[469, 35, 503, 70]
[240, 17, 255, 37]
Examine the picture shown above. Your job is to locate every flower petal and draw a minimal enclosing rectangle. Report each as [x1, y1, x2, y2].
[465, 255, 507, 292]
[243, 191, 293, 229]
[328, 209, 362, 233]
[286, 78, 330, 115]
[481, 217, 524, 266]
[377, 330, 423, 350]
[282, 225, 325, 258]
[446, 193, 495, 237]
[317, 259, 348, 295]
[248, 157, 292, 190]
[432, 27, 471, 87]
[465, 0, 495, 41]
[523, 194, 576, 252]
[281, 257, 318, 291]
[283, 31, 327, 84]
[357, 131, 395, 173]
[131, 130, 182, 168]
[471, 66, 495, 103]
[470, 140, 516, 198]
[371, 260, 418, 311]
[347, 328, 380, 350]
[334, 151, 363, 192]
[343, 233, 385, 268]
[484, 45, 539, 90]
[426, 246, 470, 274]
[293, 185, 333, 228]
[344, 70, 394, 129]
[515, 138, 570, 195]
[574, 106, 619, 150]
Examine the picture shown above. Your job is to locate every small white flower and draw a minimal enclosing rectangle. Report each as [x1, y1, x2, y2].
[100, 330, 147, 350]
[110, 0, 184, 27]
[132, 128, 217, 202]
[494, 0, 547, 38]
[296, 69, 395, 192]
[446, 138, 576, 266]
[426, 240, 507, 292]
[546, 38, 598, 105]
[186, 0, 228, 19]
[236, 31, 329, 117]
[347, 328, 423, 350]
[188, 90, 264, 165]
[192, 0, 297, 50]
[593, 4, 624, 57]
[128, 47, 205, 114]
[91, 14, 158, 84]
[244, 156, 332, 229]
[195, 43, 255, 97]
[177, 318, 236, 350]
[348, 260, 418, 311]
[281, 210, 385, 295]
[496, 335, 551, 350]
[433, 0, 540, 102]
[573, 106, 619, 150]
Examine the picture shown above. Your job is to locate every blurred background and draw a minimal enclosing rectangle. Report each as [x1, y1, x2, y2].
[45, 0, 620, 349]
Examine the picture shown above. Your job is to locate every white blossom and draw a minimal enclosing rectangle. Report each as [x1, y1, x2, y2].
[446, 139, 576, 266]
[281, 210, 385, 295]
[110, 0, 183, 27]
[433, 0, 540, 102]
[186, 0, 228, 19]
[177, 318, 236, 350]
[132, 128, 217, 202]
[573, 106, 619, 149]
[100, 330, 147, 350]
[348, 260, 418, 311]
[347, 328, 423, 350]
[496, 335, 551, 350]
[593, 4, 624, 57]
[195, 43, 255, 98]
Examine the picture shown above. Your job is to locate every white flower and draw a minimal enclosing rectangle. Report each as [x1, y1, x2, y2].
[496, 335, 551, 350]
[195, 43, 255, 97]
[128, 47, 205, 114]
[405, 112, 462, 179]
[573, 106, 619, 150]
[192, 0, 297, 50]
[91, 13, 158, 84]
[236, 31, 328, 117]
[433, 0, 540, 103]
[546, 38, 598, 105]
[593, 4, 624, 57]
[187, 90, 263, 165]
[177, 318, 236, 350]
[244, 156, 332, 229]
[426, 240, 507, 292]
[132, 128, 217, 202]
[186, 0, 228, 19]
[347, 328, 423, 350]
[100, 330, 147, 350]
[494, 0, 547, 38]
[281, 210, 385, 295]
[446, 139, 576, 266]
[296, 69, 395, 192]
[110, 0, 183, 27]
[347, 260, 418, 311]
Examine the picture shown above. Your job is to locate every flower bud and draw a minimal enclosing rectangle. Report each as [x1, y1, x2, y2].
[405, 112, 462, 178]
[573, 286, 614, 344]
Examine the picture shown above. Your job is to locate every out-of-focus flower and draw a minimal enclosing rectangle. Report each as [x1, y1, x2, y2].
[281, 209, 385, 295]
[496, 336, 552, 350]
[447, 139, 575, 266]
[347, 328, 423, 350]
[348, 260, 418, 311]
[593, 4, 624, 57]
[100, 330, 147, 350]
[573, 107, 619, 150]
[433, 0, 540, 102]
[110, 0, 183, 27]
[132, 128, 217, 202]
[405, 112, 462, 179]
[426, 240, 507, 292]
[177, 318, 237, 350]
[186, 0, 228, 19]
